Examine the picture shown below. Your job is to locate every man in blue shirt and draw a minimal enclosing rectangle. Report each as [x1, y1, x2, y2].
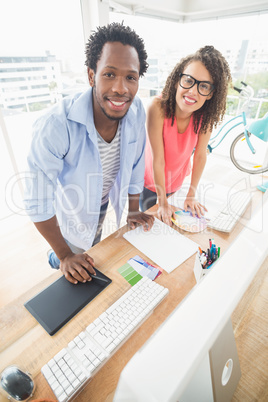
[24, 23, 154, 284]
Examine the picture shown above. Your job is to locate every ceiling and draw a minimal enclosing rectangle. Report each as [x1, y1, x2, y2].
[108, 0, 268, 22]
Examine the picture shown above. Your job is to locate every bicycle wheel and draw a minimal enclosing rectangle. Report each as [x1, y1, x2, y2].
[230, 132, 268, 174]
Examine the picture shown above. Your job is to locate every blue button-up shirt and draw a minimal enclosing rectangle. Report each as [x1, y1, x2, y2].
[24, 88, 146, 250]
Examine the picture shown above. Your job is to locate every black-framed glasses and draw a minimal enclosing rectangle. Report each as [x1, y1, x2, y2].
[179, 73, 214, 96]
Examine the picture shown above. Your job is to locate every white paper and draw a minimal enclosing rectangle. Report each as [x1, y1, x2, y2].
[123, 218, 199, 273]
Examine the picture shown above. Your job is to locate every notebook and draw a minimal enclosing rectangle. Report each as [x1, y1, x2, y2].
[24, 269, 112, 335]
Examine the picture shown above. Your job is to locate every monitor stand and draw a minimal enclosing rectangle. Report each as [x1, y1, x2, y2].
[180, 319, 241, 402]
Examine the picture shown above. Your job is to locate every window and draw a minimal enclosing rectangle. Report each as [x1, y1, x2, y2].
[0, 0, 85, 221]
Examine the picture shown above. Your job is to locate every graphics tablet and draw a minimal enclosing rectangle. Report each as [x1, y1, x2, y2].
[24, 269, 112, 335]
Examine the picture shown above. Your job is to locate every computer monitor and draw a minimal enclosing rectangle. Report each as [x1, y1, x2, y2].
[114, 191, 268, 402]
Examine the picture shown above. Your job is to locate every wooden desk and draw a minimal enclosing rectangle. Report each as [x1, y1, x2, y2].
[0, 199, 260, 402]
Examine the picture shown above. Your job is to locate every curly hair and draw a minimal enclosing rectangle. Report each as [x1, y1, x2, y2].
[161, 46, 232, 134]
[85, 22, 148, 77]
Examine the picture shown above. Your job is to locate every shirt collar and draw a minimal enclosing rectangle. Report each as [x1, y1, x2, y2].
[67, 88, 94, 132]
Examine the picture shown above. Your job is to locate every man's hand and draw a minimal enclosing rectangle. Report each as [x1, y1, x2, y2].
[60, 252, 96, 284]
[157, 203, 176, 226]
[127, 211, 154, 231]
[127, 193, 154, 231]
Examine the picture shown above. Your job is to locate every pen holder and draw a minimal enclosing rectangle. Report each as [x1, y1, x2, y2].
[194, 251, 210, 283]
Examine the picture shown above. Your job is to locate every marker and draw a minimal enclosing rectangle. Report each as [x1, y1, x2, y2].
[209, 238, 212, 248]
[90, 274, 110, 283]
[218, 247, 221, 258]
[210, 239, 215, 255]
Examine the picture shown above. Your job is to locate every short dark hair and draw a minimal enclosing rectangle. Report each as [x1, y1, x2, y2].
[85, 22, 148, 77]
[161, 45, 232, 134]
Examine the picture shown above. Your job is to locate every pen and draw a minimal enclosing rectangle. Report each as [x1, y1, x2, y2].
[90, 274, 110, 283]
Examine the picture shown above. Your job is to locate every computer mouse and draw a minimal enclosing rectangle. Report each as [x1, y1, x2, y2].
[0, 365, 35, 401]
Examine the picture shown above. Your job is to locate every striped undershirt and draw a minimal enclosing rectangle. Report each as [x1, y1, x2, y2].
[97, 122, 121, 205]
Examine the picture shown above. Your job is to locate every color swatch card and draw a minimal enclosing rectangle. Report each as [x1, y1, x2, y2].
[123, 218, 199, 273]
[118, 255, 162, 286]
[171, 210, 207, 233]
[129, 255, 162, 280]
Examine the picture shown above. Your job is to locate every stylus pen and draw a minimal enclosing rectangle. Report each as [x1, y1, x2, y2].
[90, 274, 110, 283]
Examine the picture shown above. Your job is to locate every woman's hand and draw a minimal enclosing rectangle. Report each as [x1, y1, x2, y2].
[184, 196, 207, 218]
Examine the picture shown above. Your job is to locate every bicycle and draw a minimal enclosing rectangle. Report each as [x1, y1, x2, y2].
[207, 82, 268, 174]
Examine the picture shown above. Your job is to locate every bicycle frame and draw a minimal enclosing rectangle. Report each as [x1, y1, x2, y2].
[207, 82, 268, 173]
[208, 111, 256, 154]
[208, 112, 246, 150]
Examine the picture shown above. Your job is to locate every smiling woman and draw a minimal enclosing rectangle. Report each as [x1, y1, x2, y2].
[140, 46, 232, 224]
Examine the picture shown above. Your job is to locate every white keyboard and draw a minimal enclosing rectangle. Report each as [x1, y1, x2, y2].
[207, 191, 251, 232]
[41, 277, 169, 401]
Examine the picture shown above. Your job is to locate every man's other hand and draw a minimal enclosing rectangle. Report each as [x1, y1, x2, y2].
[127, 211, 154, 231]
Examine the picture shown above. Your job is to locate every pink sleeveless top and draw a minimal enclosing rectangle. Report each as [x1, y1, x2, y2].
[144, 115, 199, 193]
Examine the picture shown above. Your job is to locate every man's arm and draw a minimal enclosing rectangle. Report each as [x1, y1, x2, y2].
[34, 216, 96, 284]
[126, 193, 154, 231]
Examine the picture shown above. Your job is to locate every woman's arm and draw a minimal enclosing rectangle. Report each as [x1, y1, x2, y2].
[184, 129, 212, 216]
[147, 98, 175, 225]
